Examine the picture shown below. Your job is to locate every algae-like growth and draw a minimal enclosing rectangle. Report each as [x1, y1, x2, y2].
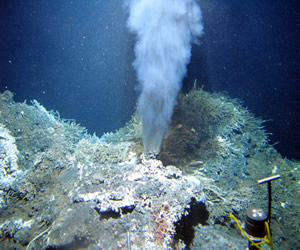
[0, 89, 299, 249]
[160, 86, 269, 167]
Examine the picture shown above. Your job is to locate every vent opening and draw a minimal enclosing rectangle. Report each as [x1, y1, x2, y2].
[174, 198, 209, 247]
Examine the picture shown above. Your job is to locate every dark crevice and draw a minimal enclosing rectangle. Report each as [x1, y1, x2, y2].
[121, 205, 135, 215]
[98, 209, 121, 220]
[46, 236, 89, 250]
[95, 205, 136, 220]
[174, 198, 209, 247]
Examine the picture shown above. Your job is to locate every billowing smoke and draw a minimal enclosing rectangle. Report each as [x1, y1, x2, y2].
[126, 0, 204, 154]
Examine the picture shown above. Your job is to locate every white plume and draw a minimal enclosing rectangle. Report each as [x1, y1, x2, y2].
[126, 0, 204, 153]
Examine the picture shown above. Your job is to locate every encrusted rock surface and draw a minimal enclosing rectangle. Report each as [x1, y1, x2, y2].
[0, 90, 299, 249]
[46, 154, 206, 249]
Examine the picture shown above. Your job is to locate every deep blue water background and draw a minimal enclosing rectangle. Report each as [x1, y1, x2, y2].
[0, 0, 137, 135]
[0, 0, 299, 160]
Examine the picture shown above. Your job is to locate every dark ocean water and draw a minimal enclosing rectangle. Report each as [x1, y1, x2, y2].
[0, 0, 137, 134]
[0, 0, 299, 160]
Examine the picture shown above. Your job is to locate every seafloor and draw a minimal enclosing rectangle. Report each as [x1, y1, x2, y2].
[0, 88, 299, 249]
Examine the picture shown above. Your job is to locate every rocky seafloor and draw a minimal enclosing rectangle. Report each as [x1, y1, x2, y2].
[0, 89, 299, 249]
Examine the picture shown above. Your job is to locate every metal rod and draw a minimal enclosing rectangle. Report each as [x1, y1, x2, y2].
[258, 174, 280, 184]
[258, 174, 281, 236]
[268, 181, 272, 233]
